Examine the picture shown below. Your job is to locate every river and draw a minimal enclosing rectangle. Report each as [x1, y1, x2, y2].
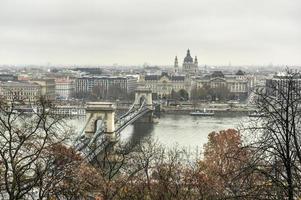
[70, 113, 249, 151]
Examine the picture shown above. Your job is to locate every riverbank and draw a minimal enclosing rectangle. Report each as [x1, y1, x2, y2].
[160, 107, 253, 116]
[118, 102, 256, 116]
[47, 99, 255, 115]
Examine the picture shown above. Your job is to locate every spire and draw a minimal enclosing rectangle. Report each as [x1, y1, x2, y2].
[174, 56, 178, 73]
[194, 56, 198, 65]
[187, 49, 190, 56]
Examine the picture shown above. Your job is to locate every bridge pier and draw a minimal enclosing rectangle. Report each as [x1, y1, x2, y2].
[133, 112, 154, 123]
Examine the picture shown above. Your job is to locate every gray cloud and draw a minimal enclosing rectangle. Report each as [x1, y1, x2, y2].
[0, 0, 300, 66]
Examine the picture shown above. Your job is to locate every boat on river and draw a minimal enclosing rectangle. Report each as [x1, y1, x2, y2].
[190, 108, 215, 116]
[248, 111, 266, 117]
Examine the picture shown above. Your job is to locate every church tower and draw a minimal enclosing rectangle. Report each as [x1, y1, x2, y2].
[194, 56, 198, 73]
[182, 49, 198, 75]
[174, 56, 179, 73]
[194, 56, 198, 65]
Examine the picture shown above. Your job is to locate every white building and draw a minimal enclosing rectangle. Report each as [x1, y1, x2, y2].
[55, 78, 75, 100]
[30, 79, 56, 100]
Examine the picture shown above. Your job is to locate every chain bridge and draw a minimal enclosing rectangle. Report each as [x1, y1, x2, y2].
[73, 87, 155, 162]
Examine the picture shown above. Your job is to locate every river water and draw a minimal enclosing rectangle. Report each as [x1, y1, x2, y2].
[70, 113, 249, 151]
[121, 114, 249, 150]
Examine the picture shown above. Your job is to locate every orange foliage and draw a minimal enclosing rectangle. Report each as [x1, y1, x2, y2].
[199, 129, 253, 198]
[202, 129, 246, 174]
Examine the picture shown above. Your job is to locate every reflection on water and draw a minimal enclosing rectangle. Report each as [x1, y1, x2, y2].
[70, 114, 248, 150]
[119, 114, 248, 150]
[123, 123, 154, 147]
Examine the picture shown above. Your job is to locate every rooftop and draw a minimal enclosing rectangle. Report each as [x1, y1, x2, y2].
[144, 73, 185, 81]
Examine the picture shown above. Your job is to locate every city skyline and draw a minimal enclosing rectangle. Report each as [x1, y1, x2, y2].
[0, 0, 300, 66]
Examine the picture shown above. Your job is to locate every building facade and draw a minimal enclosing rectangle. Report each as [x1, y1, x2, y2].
[0, 81, 41, 102]
[140, 72, 191, 99]
[52, 105, 86, 116]
[75, 76, 138, 95]
[30, 79, 56, 100]
[0, 74, 18, 82]
[55, 78, 75, 100]
[195, 70, 254, 100]
[266, 73, 301, 101]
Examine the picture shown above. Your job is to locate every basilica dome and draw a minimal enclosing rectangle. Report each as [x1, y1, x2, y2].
[183, 49, 193, 63]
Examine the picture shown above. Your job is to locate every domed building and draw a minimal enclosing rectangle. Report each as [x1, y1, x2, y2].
[182, 49, 198, 75]
[174, 49, 198, 76]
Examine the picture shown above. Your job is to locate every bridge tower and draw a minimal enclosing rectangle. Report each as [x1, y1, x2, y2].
[134, 87, 153, 122]
[134, 87, 152, 108]
[79, 89, 155, 162]
[85, 102, 116, 141]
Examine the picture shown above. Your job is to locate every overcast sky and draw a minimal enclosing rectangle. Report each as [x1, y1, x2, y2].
[0, 0, 300, 66]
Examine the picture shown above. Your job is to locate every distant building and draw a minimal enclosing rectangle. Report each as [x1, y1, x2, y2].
[195, 70, 254, 100]
[0, 74, 17, 82]
[182, 49, 198, 75]
[140, 72, 191, 99]
[18, 74, 31, 81]
[143, 66, 162, 75]
[174, 49, 198, 76]
[75, 76, 138, 96]
[55, 78, 75, 100]
[52, 105, 86, 116]
[0, 78, 57, 102]
[73, 67, 103, 75]
[126, 76, 139, 93]
[30, 79, 56, 100]
[266, 73, 301, 101]
[73, 67, 102, 75]
[0, 81, 41, 102]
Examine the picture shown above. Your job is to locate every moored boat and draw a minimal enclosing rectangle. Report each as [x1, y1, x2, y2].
[248, 111, 266, 117]
[190, 108, 214, 116]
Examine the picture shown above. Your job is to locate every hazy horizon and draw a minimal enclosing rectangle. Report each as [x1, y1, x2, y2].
[0, 0, 300, 66]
